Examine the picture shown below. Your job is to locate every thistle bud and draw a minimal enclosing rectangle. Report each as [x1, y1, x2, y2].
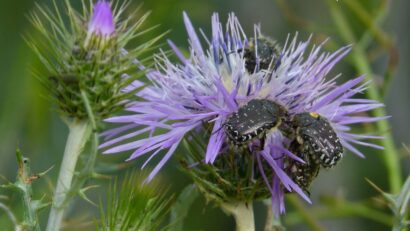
[88, 1, 115, 37]
[28, 1, 157, 123]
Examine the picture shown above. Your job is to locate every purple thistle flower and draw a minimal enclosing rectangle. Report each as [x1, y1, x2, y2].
[101, 12, 384, 215]
[88, 1, 115, 36]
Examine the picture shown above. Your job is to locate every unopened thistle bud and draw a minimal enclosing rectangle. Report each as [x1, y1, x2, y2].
[85, 1, 115, 48]
[28, 0, 158, 122]
[88, 1, 115, 36]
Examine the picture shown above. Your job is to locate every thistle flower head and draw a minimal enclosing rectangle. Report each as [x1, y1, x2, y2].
[88, 1, 115, 36]
[28, 0, 159, 122]
[101, 12, 384, 215]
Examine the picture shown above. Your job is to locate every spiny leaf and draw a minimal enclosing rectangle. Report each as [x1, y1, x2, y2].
[79, 185, 100, 206]
[97, 171, 173, 231]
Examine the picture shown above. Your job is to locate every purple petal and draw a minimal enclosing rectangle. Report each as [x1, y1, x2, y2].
[338, 116, 390, 125]
[260, 151, 311, 203]
[205, 118, 225, 163]
[100, 123, 139, 140]
[312, 76, 365, 111]
[341, 140, 365, 158]
[100, 127, 151, 149]
[88, 1, 115, 36]
[341, 134, 384, 150]
[168, 40, 188, 65]
[183, 12, 205, 60]
[145, 139, 182, 182]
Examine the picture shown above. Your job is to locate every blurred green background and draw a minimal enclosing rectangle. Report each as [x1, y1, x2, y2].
[0, 0, 409, 230]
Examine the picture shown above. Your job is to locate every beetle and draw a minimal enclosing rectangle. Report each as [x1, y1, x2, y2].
[290, 112, 343, 168]
[224, 99, 287, 145]
[285, 140, 320, 193]
[242, 36, 281, 73]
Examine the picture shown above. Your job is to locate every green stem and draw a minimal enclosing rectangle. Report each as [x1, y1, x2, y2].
[344, 0, 392, 49]
[15, 149, 41, 231]
[0, 202, 20, 230]
[285, 204, 392, 227]
[287, 195, 325, 231]
[264, 200, 284, 231]
[21, 183, 39, 231]
[356, 0, 390, 50]
[327, 0, 402, 193]
[60, 90, 100, 206]
[322, 196, 393, 226]
[264, 203, 274, 231]
[222, 202, 255, 231]
[46, 119, 91, 231]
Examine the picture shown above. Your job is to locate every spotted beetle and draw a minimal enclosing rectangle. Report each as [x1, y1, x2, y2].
[224, 99, 287, 145]
[290, 112, 343, 168]
[242, 36, 281, 73]
[285, 140, 320, 193]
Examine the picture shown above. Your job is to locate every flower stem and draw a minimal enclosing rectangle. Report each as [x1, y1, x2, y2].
[264, 203, 274, 231]
[46, 119, 91, 231]
[263, 200, 284, 231]
[328, 0, 402, 193]
[222, 202, 255, 231]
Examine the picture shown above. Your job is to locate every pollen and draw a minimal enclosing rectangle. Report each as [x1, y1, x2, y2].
[309, 112, 319, 118]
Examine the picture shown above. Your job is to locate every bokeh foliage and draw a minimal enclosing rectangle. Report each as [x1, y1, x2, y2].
[0, 0, 409, 230]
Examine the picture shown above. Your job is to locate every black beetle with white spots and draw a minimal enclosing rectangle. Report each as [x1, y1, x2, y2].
[223, 98, 344, 193]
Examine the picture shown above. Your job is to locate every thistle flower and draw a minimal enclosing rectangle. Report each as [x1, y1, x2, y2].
[28, 0, 158, 121]
[28, 1, 163, 230]
[101, 12, 384, 215]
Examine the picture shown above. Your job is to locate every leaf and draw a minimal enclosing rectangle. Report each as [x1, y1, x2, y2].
[169, 184, 199, 231]
[97, 171, 173, 231]
[367, 176, 410, 230]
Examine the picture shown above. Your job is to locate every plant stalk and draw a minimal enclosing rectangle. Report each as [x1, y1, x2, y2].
[62, 90, 100, 206]
[15, 148, 41, 231]
[287, 195, 325, 231]
[327, 0, 402, 193]
[21, 180, 40, 231]
[0, 203, 20, 231]
[46, 119, 91, 231]
[222, 202, 255, 231]
[264, 200, 284, 231]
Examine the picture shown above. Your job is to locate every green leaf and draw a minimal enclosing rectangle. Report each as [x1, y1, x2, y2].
[169, 184, 199, 231]
[367, 176, 410, 230]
